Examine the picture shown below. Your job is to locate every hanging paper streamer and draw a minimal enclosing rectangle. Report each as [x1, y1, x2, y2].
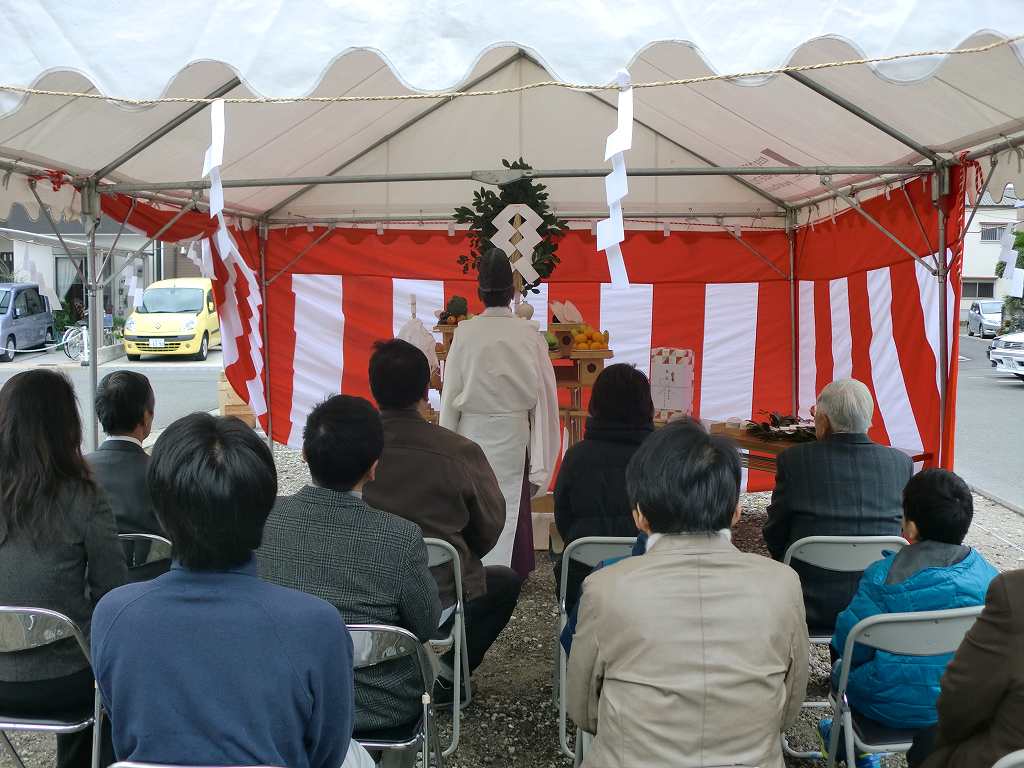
[125, 273, 145, 309]
[491, 203, 543, 284]
[597, 69, 633, 290]
[203, 99, 267, 417]
[998, 223, 1018, 289]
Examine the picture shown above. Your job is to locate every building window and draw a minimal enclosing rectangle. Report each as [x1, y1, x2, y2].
[963, 280, 996, 299]
[980, 224, 1007, 242]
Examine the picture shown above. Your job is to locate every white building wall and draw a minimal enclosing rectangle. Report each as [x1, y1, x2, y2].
[960, 203, 1017, 321]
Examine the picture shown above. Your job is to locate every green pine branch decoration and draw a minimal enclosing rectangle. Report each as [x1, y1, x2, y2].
[453, 158, 568, 295]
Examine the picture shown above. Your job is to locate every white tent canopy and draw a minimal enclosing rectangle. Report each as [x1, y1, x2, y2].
[0, 1, 1021, 226]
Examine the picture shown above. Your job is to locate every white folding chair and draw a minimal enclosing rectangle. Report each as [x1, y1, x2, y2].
[351, 623, 445, 768]
[0, 606, 103, 768]
[826, 606, 983, 768]
[118, 533, 173, 568]
[781, 534, 908, 759]
[422, 537, 470, 757]
[557, 536, 636, 758]
[110, 764, 281, 768]
[993, 751, 1024, 768]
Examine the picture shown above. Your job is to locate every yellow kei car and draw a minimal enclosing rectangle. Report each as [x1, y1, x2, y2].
[123, 278, 220, 361]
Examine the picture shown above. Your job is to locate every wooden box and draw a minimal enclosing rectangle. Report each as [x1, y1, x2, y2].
[218, 373, 257, 428]
[548, 322, 578, 358]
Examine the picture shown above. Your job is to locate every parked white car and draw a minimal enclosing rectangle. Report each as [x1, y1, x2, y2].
[967, 300, 1003, 338]
[989, 331, 1024, 381]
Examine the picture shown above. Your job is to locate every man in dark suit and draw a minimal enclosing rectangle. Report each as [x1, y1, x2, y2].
[364, 339, 520, 704]
[763, 378, 912, 634]
[258, 395, 441, 734]
[87, 371, 166, 577]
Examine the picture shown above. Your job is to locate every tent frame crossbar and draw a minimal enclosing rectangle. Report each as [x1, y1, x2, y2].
[724, 223, 788, 279]
[265, 210, 787, 226]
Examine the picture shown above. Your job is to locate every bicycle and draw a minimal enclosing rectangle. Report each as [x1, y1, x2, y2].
[61, 322, 86, 361]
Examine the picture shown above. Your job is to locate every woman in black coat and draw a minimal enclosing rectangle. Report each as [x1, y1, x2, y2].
[554, 363, 654, 611]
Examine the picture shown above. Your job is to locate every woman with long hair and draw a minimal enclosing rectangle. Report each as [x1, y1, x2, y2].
[0, 369, 126, 768]
[554, 363, 655, 612]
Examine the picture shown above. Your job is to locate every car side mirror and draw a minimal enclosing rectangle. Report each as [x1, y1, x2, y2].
[208, 302, 215, 313]
[14, 308, 22, 319]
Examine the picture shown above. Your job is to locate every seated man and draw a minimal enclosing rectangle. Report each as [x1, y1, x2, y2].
[821, 469, 997, 766]
[91, 414, 356, 768]
[363, 339, 520, 702]
[909, 568, 1024, 768]
[568, 421, 808, 768]
[763, 378, 912, 634]
[258, 395, 441, 733]
[87, 371, 166, 574]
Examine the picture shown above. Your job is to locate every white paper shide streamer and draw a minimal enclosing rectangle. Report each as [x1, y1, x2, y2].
[202, 99, 268, 416]
[596, 69, 633, 290]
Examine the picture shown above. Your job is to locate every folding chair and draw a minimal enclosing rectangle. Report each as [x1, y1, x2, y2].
[557, 536, 636, 758]
[351, 623, 445, 768]
[0, 606, 103, 768]
[993, 751, 1024, 768]
[781, 534, 908, 760]
[110, 764, 280, 768]
[118, 533, 173, 568]
[826, 605, 983, 768]
[422, 537, 470, 757]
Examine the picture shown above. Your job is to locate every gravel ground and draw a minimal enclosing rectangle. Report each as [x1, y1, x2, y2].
[6, 452, 1023, 768]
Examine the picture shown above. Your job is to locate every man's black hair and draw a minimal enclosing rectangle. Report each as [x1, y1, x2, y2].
[369, 339, 429, 410]
[588, 363, 654, 426]
[95, 370, 154, 435]
[902, 468, 974, 545]
[148, 413, 277, 570]
[625, 419, 741, 533]
[303, 395, 383, 491]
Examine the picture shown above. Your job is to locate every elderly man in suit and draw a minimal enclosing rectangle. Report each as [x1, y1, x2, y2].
[258, 395, 441, 733]
[763, 378, 912, 635]
[568, 420, 808, 768]
[87, 371, 166, 577]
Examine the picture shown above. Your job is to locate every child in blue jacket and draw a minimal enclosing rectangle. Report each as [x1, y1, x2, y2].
[820, 469, 997, 765]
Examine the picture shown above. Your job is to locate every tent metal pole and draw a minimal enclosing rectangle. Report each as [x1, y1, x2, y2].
[725, 226, 787, 278]
[265, 210, 787, 226]
[266, 224, 336, 284]
[259, 219, 273, 449]
[263, 51, 527, 219]
[963, 132, 1024, 162]
[797, 172, 923, 213]
[951, 156, 997, 251]
[786, 72, 942, 164]
[29, 181, 87, 286]
[819, 176, 938, 275]
[935, 169, 949, 466]
[83, 182, 102, 451]
[90, 77, 241, 182]
[786, 210, 799, 417]
[100, 164, 926, 194]
[102, 200, 197, 287]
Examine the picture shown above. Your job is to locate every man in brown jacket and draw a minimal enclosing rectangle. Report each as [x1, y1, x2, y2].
[911, 569, 1024, 768]
[364, 339, 521, 702]
[568, 421, 808, 768]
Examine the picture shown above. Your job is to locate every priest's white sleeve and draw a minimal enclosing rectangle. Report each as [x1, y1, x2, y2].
[439, 331, 464, 433]
[528, 333, 560, 496]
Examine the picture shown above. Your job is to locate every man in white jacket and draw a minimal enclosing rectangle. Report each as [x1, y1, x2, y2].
[440, 248, 560, 570]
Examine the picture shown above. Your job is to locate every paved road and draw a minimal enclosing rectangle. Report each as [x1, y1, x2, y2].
[0, 348, 222, 436]
[955, 334, 1024, 510]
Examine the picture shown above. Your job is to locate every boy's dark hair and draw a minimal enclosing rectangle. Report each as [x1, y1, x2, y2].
[303, 395, 383, 491]
[96, 370, 154, 434]
[148, 413, 277, 570]
[902, 468, 974, 545]
[625, 419, 740, 534]
[369, 339, 429, 410]
[588, 364, 655, 427]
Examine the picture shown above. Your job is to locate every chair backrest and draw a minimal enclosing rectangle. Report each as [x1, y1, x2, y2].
[424, 537, 464, 606]
[783, 535, 909, 572]
[348, 624, 434, 693]
[118, 533, 173, 566]
[0, 606, 90, 662]
[992, 750, 1024, 768]
[559, 536, 636, 611]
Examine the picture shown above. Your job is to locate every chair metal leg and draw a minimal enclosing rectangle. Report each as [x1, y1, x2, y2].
[1, 731, 28, 768]
[459, 615, 472, 708]
[91, 688, 103, 768]
[558, 643, 572, 757]
[826, 703, 843, 768]
[782, 733, 824, 761]
[442, 619, 460, 757]
[843, 711, 857, 767]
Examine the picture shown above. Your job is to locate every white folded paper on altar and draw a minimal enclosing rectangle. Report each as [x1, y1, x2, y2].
[397, 317, 440, 375]
[650, 347, 695, 421]
[551, 300, 584, 324]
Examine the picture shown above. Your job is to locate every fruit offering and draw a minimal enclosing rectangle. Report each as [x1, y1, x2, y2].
[572, 325, 610, 350]
[438, 296, 470, 325]
[545, 331, 559, 351]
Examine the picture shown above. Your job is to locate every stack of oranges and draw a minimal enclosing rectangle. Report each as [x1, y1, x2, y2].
[572, 326, 610, 350]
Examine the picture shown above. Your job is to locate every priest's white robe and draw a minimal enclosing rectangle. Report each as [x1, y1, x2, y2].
[439, 306, 560, 567]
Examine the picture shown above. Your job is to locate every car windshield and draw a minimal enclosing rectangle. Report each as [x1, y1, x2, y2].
[141, 287, 203, 314]
[0, 290, 9, 314]
[981, 302, 1002, 315]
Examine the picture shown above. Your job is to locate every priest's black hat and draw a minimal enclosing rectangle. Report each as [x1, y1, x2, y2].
[477, 248, 514, 291]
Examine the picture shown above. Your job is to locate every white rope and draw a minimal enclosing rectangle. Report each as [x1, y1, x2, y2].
[0, 36, 1018, 106]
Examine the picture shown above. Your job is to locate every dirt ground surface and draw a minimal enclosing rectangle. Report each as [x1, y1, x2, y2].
[5, 451, 1022, 768]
